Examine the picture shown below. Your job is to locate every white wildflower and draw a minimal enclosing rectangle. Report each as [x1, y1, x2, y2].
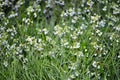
[73, 42, 80, 49]
[34, 12, 37, 18]
[92, 61, 97, 68]
[78, 51, 84, 57]
[71, 19, 76, 23]
[3, 61, 8, 67]
[103, 6, 107, 11]
[118, 55, 120, 58]
[70, 74, 75, 79]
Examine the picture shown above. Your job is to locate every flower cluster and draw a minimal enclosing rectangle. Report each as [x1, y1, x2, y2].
[0, 0, 120, 79]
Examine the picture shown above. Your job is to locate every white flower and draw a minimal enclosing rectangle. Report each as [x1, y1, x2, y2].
[98, 32, 102, 36]
[64, 12, 68, 16]
[71, 19, 76, 23]
[77, 51, 84, 58]
[80, 24, 87, 30]
[97, 65, 100, 69]
[70, 74, 75, 79]
[115, 27, 120, 31]
[96, 29, 102, 36]
[26, 36, 35, 45]
[118, 55, 120, 58]
[91, 14, 100, 23]
[49, 51, 55, 58]
[73, 42, 80, 49]
[69, 8, 75, 16]
[8, 13, 18, 18]
[19, 55, 23, 59]
[71, 34, 77, 40]
[75, 71, 79, 76]
[34, 12, 37, 18]
[99, 20, 105, 27]
[61, 39, 69, 47]
[26, 37, 32, 42]
[43, 28, 48, 35]
[103, 6, 107, 11]
[3, 61, 8, 67]
[27, 6, 34, 12]
[64, 42, 69, 46]
[67, 78, 71, 80]
[92, 61, 97, 68]
[94, 53, 97, 56]
[87, 0, 94, 7]
[23, 58, 28, 64]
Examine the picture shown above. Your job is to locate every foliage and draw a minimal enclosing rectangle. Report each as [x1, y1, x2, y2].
[0, 0, 120, 80]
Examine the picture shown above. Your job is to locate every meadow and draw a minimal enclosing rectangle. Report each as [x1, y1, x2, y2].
[0, 0, 120, 80]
